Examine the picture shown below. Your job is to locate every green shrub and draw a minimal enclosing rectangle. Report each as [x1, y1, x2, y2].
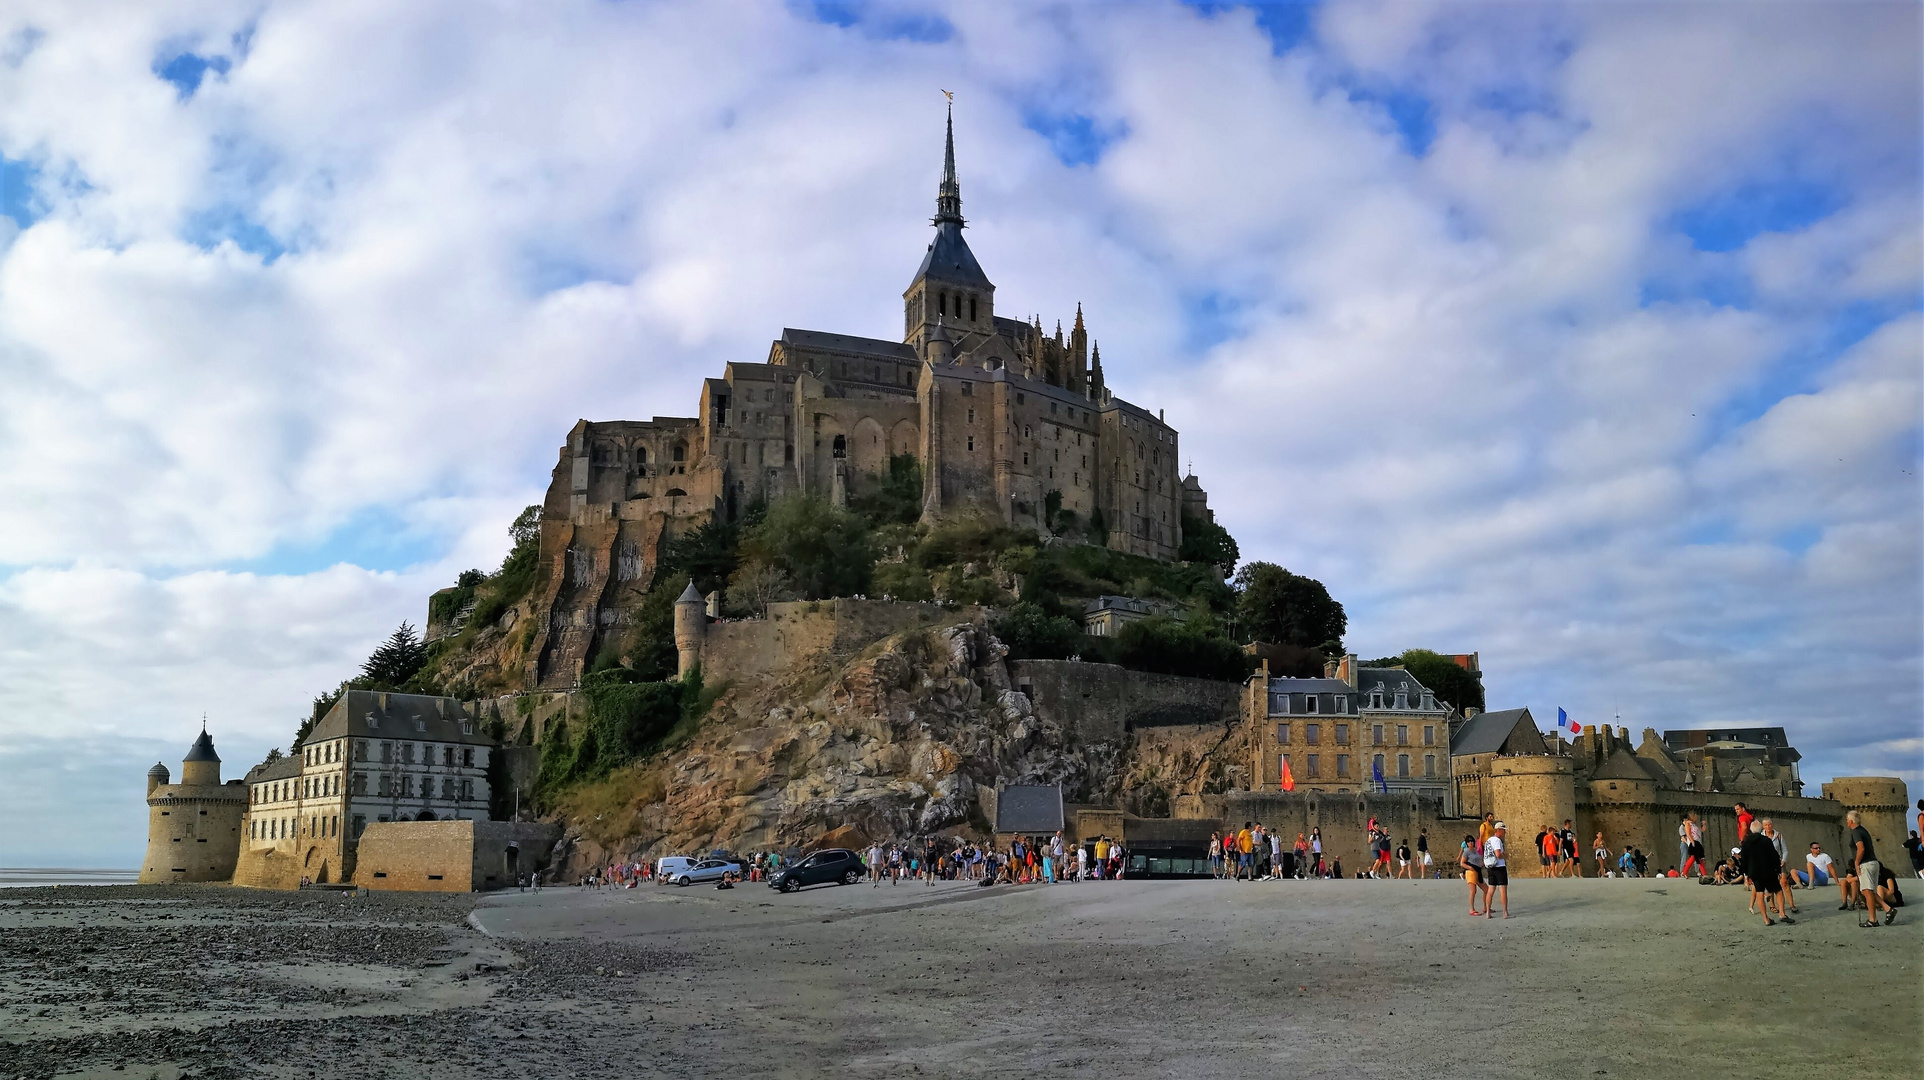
[993, 603, 1084, 661]
[850, 453, 923, 527]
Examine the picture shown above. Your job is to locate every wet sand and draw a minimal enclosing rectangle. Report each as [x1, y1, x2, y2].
[1, 876, 1916, 1078]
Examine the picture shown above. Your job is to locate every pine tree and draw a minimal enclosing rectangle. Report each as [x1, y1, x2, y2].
[360, 622, 429, 689]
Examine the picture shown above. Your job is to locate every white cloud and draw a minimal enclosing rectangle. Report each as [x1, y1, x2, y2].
[0, 0, 1916, 864]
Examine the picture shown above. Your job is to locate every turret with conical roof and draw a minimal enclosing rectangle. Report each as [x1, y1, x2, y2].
[181, 725, 221, 786]
[139, 724, 246, 884]
[674, 579, 707, 679]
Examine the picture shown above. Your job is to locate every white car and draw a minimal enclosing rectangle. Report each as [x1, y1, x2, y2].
[670, 858, 743, 886]
[656, 856, 698, 882]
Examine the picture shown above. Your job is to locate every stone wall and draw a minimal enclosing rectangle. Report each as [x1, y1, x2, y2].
[1012, 660, 1241, 746]
[698, 599, 983, 685]
[1225, 790, 1460, 874]
[355, 820, 562, 892]
[1821, 777, 1912, 863]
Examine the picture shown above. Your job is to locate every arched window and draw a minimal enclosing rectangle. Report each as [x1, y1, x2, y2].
[832, 434, 847, 458]
[939, 291, 947, 316]
[635, 446, 647, 464]
[664, 488, 686, 497]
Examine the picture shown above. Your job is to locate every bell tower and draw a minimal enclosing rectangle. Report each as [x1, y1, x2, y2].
[905, 101, 994, 353]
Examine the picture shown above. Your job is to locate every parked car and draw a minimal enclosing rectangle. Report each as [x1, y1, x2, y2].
[670, 858, 742, 886]
[769, 848, 865, 892]
[656, 856, 698, 882]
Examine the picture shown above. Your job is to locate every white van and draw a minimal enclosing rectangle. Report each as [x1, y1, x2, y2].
[655, 856, 697, 882]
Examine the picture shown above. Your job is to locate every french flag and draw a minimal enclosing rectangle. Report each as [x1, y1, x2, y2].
[1557, 707, 1583, 737]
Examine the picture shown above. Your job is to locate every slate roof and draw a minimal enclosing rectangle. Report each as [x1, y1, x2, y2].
[183, 729, 220, 763]
[243, 754, 303, 785]
[1593, 747, 1651, 781]
[779, 328, 917, 361]
[1263, 677, 1358, 695]
[300, 690, 490, 749]
[1451, 707, 1538, 756]
[911, 222, 994, 291]
[1355, 667, 1444, 710]
[995, 784, 1064, 835]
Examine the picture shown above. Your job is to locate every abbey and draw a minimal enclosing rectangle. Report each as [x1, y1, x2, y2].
[526, 109, 1208, 688]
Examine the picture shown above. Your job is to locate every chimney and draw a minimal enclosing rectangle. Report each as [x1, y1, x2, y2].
[1337, 654, 1357, 687]
[1323, 657, 1339, 679]
[1464, 707, 1480, 719]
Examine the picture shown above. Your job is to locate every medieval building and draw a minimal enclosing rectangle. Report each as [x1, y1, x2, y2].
[524, 107, 1207, 687]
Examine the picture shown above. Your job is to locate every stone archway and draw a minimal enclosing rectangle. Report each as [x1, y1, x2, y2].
[852, 417, 887, 480]
[889, 419, 920, 460]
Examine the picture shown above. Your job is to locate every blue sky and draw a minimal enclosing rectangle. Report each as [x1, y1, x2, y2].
[0, 0, 1917, 866]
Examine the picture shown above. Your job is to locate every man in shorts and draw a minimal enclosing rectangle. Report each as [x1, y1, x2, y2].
[1483, 821, 1510, 918]
[1847, 810, 1889, 926]
[1395, 839, 1413, 879]
[1559, 819, 1581, 877]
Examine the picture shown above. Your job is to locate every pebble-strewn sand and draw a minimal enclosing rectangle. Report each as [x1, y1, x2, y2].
[1, 877, 1916, 1078]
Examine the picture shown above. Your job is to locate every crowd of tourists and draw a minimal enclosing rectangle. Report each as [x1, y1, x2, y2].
[1205, 819, 1445, 881]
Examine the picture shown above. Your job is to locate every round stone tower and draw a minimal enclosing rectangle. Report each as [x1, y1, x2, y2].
[673, 580, 706, 679]
[1821, 776, 1910, 866]
[1488, 755, 1575, 878]
[139, 726, 248, 884]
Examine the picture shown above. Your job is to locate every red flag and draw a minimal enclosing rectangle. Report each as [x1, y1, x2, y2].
[1281, 757, 1296, 792]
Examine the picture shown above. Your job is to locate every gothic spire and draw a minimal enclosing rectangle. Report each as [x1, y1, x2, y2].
[934, 100, 964, 227]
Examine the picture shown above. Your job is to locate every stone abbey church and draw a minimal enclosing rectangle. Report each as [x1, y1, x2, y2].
[527, 110, 1210, 688]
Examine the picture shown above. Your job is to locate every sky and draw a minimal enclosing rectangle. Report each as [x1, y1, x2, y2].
[0, 0, 1917, 867]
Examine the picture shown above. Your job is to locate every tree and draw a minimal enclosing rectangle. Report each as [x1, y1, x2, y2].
[1233, 562, 1346, 651]
[618, 572, 690, 682]
[1179, 513, 1239, 575]
[1111, 612, 1250, 682]
[360, 622, 429, 689]
[726, 559, 795, 617]
[992, 603, 1084, 660]
[740, 494, 873, 600]
[658, 517, 744, 597]
[850, 453, 923, 527]
[1388, 649, 1486, 712]
[508, 505, 542, 551]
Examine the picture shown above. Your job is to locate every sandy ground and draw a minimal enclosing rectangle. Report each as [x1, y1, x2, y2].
[0, 876, 1916, 1078]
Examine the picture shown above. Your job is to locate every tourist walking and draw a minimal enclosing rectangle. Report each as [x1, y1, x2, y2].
[1593, 831, 1611, 878]
[1482, 821, 1510, 918]
[1461, 833, 1484, 915]
[1416, 829, 1431, 878]
[1739, 820, 1790, 926]
[1395, 839, 1413, 879]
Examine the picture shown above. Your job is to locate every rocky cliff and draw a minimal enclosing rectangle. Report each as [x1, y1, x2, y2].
[545, 618, 1218, 876]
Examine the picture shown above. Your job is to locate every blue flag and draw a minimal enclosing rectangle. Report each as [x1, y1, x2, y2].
[1371, 755, 1387, 792]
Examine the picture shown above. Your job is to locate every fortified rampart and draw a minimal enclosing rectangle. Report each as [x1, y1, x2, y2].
[355, 820, 561, 893]
[1012, 660, 1240, 745]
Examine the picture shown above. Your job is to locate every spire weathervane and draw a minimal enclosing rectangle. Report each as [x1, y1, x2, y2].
[935, 92, 964, 228]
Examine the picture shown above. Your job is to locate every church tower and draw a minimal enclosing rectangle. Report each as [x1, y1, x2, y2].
[905, 102, 994, 352]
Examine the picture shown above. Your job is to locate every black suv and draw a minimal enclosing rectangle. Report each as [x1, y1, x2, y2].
[769, 848, 864, 892]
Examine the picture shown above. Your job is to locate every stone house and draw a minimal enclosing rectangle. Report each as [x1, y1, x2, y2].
[1241, 654, 1456, 801]
[233, 691, 495, 888]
